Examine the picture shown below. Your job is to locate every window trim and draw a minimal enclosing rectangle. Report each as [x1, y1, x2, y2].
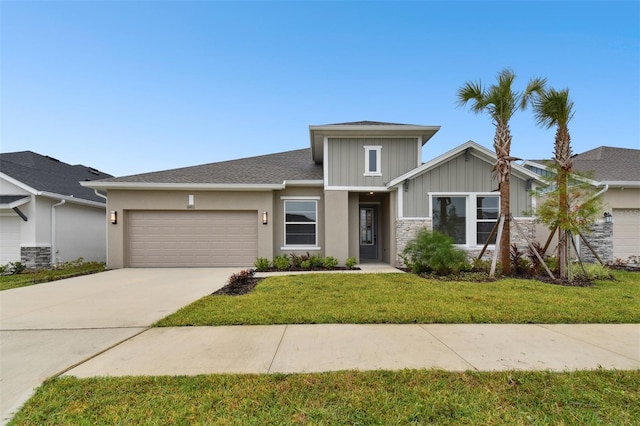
[363, 145, 382, 176]
[428, 192, 500, 247]
[282, 198, 319, 250]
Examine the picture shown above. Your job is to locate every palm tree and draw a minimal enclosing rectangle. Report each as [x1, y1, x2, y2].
[528, 88, 575, 279]
[457, 69, 545, 275]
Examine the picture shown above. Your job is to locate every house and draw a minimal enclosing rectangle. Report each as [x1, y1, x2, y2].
[0, 151, 112, 267]
[523, 146, 640, 263]
[82, 121, 544, 269]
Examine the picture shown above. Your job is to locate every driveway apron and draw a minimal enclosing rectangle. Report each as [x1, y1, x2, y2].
[0, 268, 234, 424]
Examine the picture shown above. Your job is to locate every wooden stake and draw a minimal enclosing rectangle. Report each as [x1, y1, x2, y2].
[490, 215, 505, 278]
[477, 219, 500, 259]
[510, 214, 555, 280]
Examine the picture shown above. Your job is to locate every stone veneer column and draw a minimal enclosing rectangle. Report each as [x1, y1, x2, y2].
[579, 221, 613, 263]
[21, 246, 52, 269]
[395, 218, 431, 266]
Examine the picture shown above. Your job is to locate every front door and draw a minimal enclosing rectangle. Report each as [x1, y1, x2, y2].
[359, 206, 378, 260]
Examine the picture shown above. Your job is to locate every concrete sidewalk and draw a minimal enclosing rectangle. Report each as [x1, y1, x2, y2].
[64, 323, 640, 378]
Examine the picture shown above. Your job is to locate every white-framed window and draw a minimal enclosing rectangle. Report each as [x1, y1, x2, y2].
[430, 193, 499, 246]
[283, 199, 318, 247]
[364, 145, 382, 176]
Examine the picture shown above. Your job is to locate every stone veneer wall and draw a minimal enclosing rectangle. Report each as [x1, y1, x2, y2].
[579, 221, 613, 263]
[395, 218, 432, 266]
[396, 217, 537, 266]
[21, 246, 51, 269]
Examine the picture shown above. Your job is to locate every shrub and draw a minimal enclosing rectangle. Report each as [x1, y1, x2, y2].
[401, 229, 470, 275]
[309, 254, 324, 268]
[254, 257, 270, 271]
[300, 260, 312, 269]
[226, 269, 255, 287]
[289, 252, 310, 269]
[8, 261, 25, 275]
[572, 262, 613, 280]
[510, 243, 532, 275]
[527, 241, 546, 274]
[273, 255, 290, 271]
[323, 256, 338, 269]
[345, 257, 357, 269]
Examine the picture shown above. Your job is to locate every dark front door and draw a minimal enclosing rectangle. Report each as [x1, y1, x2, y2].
[359, 206, 378, 260]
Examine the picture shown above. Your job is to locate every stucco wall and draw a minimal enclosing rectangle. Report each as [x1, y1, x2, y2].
[273, 186, 325, 258]
[54, 202, 107, 263]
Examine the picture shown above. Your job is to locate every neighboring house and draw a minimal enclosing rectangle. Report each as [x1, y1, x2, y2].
[523, 146, 640, 263]
[82, 121, 544, 269]
[0, 151, 112, 267]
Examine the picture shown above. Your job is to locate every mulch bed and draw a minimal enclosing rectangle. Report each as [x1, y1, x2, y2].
[212, 277, 263, 296]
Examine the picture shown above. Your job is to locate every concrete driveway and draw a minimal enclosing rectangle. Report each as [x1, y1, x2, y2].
[0, 268, 234, 424]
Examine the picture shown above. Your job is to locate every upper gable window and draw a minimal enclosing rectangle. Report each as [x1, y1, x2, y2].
[364, 145, 382, 176]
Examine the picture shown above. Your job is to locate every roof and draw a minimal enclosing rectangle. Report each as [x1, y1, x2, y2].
[571, 146, 640, 182]
[0, 151, 112, 203]
[85, 148, 323, 189]
[523, 146, 640, 184]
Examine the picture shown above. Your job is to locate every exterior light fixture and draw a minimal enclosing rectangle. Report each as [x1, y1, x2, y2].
[110, 211, 117, 224]
[262, 211, 268, 225]
[603, 212, 613, 223]
[187, 194, 195, 208]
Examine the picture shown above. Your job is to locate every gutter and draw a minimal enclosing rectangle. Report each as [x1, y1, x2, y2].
[51, 200, 66, 266]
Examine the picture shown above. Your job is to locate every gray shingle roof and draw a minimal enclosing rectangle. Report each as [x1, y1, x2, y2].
[327, 120, 412, 126]
[0, 151, 112, 203]
[98, 148, 323, 184]
[572, 146, 640, 182]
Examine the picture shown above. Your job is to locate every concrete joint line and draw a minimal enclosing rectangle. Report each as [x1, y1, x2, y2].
[1, 326, 147, 332]
[418, 325, 478, 371]
[51, 327, 151, 378]
[268, 325, 288, 373]
[536, 324, 640, 362]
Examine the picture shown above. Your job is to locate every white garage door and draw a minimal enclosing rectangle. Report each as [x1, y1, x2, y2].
[127, 211, 258, 267]
[0, 216, 21, 264]
[612, 208, 640, 262]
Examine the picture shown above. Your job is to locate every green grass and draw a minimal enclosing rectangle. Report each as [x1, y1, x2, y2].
[155, 270, 640, 326]
[11, 370, 640, 425]
[0, 260, 106, 291]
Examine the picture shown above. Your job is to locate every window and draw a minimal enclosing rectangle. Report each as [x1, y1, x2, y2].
[284, 200, 317, 246]
[476, 196, 499, 245]
[364, 146, 382, 176]
[431, 194, 500, 246]
[432, 196, 467, 244]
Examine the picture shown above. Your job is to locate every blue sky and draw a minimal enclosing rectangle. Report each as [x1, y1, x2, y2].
[2, 1, 638, 177]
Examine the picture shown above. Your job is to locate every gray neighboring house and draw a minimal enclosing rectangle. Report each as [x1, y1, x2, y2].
[523, 146, 640, 263]
[0, 151, 112, 267]
[83, 121, 544, 269]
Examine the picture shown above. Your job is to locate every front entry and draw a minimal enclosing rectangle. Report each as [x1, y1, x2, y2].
[359, 205, 379, 260]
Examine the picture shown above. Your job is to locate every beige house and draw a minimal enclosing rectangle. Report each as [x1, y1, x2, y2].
[83, 121, 543, 269]
[524, 146, 640, 263]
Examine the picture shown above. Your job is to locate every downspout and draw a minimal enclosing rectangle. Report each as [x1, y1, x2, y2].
[52, 200, 66, 266]
[94, 190, 109, 266]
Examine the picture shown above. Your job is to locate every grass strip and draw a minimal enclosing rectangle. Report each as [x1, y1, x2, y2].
[0, 262, 106, 291]
[155, 271, 640, 326]
[11, 370, 640, 425]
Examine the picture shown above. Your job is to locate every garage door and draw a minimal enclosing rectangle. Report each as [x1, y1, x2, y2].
[612, 208, 640, 262]
[127, 211, 258, 267]
[0, 216, 21, 264]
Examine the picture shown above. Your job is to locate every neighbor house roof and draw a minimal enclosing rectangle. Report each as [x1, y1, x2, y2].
[571, 146, 640, 182]
[83, 148, 324, 190]
[0, 151, 112, 204]
[522, 146, 640, 186]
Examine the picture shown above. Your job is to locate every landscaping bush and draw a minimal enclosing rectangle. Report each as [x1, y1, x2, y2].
[253, 257, 271, 272]
[345, 257, 357, 269]
[401, 229, 470, 275]
[572, 262, 613, 280]
[510, 243, 532, 276]
[300, 260, 312, 269]
[289, 252, 310, 269]
[323, 256, 339, 269]
[309, 254, 324, 268]
[273, 255, 290, 271]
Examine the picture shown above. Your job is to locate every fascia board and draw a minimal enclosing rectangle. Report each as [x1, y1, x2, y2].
[283, 180, 324, 187]
[0, 172, 38, 195]
[80, 181, 285, 191]
[599, 181, 640, 188]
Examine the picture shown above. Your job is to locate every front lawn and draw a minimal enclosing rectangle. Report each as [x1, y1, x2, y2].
[11, 370, 639, 425]
[155, 270, 640, 326]
[0, 260, 106, 291]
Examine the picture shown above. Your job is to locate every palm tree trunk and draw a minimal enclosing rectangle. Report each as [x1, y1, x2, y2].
[556, 125, 572, 280]
[494, 121, 512, 275]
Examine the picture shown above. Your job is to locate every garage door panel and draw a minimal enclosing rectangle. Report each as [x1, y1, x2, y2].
[613, 209, 640, 261]
[127, 211, 257, 267]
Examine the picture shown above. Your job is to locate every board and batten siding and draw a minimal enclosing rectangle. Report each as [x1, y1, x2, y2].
[327, 138, 419, 187]
[403, 152, 532, 217]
